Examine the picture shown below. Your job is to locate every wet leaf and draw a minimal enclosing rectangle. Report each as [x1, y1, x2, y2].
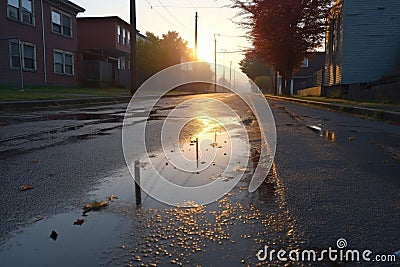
[83, 201, 108, 212]
[348, 136, 355, 141]
[73, 219, 85, 226]
[49, 230, 58, 241]
[107, 194, 119, 202]
[20, 185, 34, 191]
[32, 159, 40, 164]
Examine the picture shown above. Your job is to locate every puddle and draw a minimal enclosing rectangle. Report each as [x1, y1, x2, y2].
[0, 211, 132, 267]
[0, 167, 139, 267]
[307, 125, 337, 141]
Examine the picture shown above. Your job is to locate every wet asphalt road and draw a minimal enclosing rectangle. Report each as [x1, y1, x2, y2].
[0, 93, 399, 267]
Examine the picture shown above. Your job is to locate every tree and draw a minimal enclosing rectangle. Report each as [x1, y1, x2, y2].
[254, 75, 273, 93]
[159, 31, 193, 69]
[137, 31, 194, 77]
[137, 32, 161, 75]
[239, 53, 274, 80]
[232, 0, 332, 94]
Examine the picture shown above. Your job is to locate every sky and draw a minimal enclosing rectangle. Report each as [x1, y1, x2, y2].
[73, 0, 250, 69]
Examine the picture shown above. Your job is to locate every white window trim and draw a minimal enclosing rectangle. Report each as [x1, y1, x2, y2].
[7, 0, 35, 26]
[53, 49, 74, 76]
[9, 41, 37, 71]
[51, 9, 73, 38]
[122, 28, 126, 45]
[301, 58, 309, 68]
[117, 25, 121, 44]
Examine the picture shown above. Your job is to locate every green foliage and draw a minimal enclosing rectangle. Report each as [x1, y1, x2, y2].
[254, 76, 273, 93]
[137, 31, 194, 77]
[239, 56, 274, 80]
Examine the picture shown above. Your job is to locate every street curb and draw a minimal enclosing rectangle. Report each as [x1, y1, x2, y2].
[265, 95, 400, 124]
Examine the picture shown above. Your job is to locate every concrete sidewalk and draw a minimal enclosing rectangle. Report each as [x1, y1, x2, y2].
[265, 95, 400, 124]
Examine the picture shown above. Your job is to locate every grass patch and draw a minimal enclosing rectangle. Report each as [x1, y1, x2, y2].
[291, 95, 400, 110]
[0, 86, 130, 101]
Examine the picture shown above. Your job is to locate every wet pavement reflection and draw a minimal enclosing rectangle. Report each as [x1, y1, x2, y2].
[0, 94, 301, 266]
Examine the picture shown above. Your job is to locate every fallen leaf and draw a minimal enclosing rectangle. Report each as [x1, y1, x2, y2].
[371, 140, 376, 145]
[348, 137, 355, 141]
[32, 159, 40, 164]
[83, 201, 108, 212]
[20, 185, 34, 191]
[73, 219, 85, 226]
[107, 195, 119, 202]
[49, 230, 58, 241]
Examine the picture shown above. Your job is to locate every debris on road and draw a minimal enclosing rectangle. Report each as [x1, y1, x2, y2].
[20, 185, 34, 191]
[348, 136, 355, 141]
[32, 215, 44, 223]
[49, 230, 58, 241]
[107, 195, 119, 202]
[73, 219, 85, 226]
[83, 201, 109, 213]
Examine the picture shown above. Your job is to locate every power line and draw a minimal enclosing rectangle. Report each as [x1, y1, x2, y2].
[217, 50, 249, 54]
[155, 0, 187, 28]
[150, 5, 222, 9]
[219, 34, 248, 38]
[144, 0, 176, 27]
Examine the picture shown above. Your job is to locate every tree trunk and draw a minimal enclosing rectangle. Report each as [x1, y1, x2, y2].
[282, 70, 293, 95]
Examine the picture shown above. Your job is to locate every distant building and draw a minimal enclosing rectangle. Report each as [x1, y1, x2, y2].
[275, 52, 325, 95]
[0, 0, 85, 87]
[324, 0, 400, 86]
[292, 52, 325, 94]
[77, 16, 147, 88]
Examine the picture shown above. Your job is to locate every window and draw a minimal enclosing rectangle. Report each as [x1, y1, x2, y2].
[9, 41, 36, 70]
[118, 57, 125, 70]
[52, 10, 72, 37]
[54, 50, 74, 75]
[10, 42, 20, 68]
[21, 0, 33, 24]
[122, 29, 126, 45]
[7, 0, 34, 25]
[127, 31, 131, 46]
[117, 26, 121, 44]
[23, 44, 35, 69]
[301, 59, 309, 68]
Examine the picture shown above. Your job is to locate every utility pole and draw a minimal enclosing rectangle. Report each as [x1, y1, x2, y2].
[130, 0, 137, 96]
[195, 12, 198, 61]
[222, 49, 226, 86]
[229, 61, 232, 87]
[214, 33, 219, 93]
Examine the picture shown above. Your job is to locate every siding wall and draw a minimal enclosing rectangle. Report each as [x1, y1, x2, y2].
[341, 0, 400, 84]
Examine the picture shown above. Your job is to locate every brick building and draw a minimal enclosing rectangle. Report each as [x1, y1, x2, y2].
[0, 0, 85, 87]
[77, 16, 147, 88]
